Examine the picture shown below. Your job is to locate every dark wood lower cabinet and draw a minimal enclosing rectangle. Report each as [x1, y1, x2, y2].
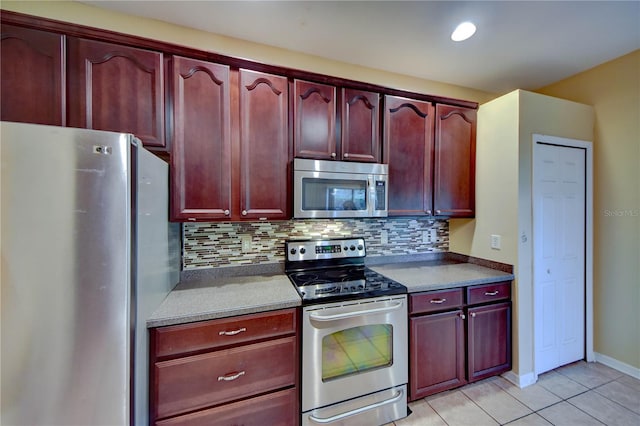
[468, 302, 512, 382]
[409, 282, 512, 401]
[150, 309, 299, 426]
[410, 310, 466, 400]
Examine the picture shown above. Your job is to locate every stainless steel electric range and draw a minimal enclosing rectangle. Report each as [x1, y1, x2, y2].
[285, 237, 409, 426]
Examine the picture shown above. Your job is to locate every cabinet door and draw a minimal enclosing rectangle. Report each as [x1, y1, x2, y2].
[169, 56, 231, 221]
[341, 88, 380, 162]
[293, 79, 336, 160]
[410, 310, 466, 400]
[1, 24, 64, 125]
[67, 38, 165, 148]
[238, 69, 289, 220]
[433, 104, 476, 217]
[467, 302, 511, 382]
[384, 96, 434, 216]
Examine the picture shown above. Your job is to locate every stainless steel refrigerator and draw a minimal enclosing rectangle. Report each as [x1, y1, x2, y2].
[1, 122, 180, 425]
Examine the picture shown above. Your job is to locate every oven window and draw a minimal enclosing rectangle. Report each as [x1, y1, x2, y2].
[322, 324, 393, 381]
[301, 178, 367, 211]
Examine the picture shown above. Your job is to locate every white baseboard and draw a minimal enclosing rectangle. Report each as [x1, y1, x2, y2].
[502, 370, 537, 388]
[593, 352, 640, 379]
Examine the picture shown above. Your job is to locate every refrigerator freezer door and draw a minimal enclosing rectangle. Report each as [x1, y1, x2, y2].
[1, 122, 132, 425]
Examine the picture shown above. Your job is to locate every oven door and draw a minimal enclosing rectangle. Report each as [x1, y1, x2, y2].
[301, 295, 408, 413]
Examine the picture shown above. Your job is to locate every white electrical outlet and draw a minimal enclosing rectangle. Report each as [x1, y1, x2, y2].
[380, 230, 388, 245]
[241, 235, 251, 252]
[430, 228, 438, 241]
[422, 230, 430, 243]
[490, 234, 501, 250]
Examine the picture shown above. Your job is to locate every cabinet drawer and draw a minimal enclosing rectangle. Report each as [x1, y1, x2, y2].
[155, 387, 297, 426]
[410, 289, 464, 314]
[467, 282, 511, 305]
[154, 336, 296, 420]
[152, 309, 296, 358]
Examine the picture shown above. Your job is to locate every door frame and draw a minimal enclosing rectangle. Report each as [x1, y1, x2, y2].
[532, 134, 594, 379]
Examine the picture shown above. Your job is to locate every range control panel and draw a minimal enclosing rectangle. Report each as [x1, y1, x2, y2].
[286, 238, 365, 262]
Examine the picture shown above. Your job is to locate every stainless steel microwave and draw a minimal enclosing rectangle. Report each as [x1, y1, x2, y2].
[293, 158, 388, 218]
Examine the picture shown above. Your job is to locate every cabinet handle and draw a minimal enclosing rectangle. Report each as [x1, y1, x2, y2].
[217, 371, 245, 382]
[330, 152, 336, 158]
[430, 298, 447, 304]
[459, 313, 466, 320]
[223, 209, 230, 216]
[436, 210, 442, 214]
[241, 210, 247, 216]
[484, 290, 499, 296]
[426, 210, 432, 215]
[218, 327, 246, 336]
[470, 312, 477, 318]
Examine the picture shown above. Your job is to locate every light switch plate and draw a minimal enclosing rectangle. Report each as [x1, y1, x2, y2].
[241, 235, 251, 252]
[490, 234, 501, 250]
[380, 230, 388, 245]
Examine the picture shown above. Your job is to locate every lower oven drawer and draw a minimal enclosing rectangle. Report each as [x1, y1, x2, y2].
[154, 336, 296, 420]
[155, 387, 297, 426]
[302, 384, 407, 426]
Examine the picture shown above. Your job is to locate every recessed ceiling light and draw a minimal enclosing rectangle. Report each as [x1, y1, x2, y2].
[451, 21, 476, 42]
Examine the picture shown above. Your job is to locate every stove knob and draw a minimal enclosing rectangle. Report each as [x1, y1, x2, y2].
[357, 244, 363, 251]
[344, 246, 349, 251]
[350, 245, 356, 251]
[290, 248, 297, 255]
[300, 247, 306, 254]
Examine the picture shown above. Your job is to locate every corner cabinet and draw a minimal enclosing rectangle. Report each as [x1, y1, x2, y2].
[149, 309, 299, 426]
[409, 282, 511, 401]
[67, 37, 166, 149]
[433, 104, 477, 217]
[293, 81, 380, 162]
[169, 60, 289, 222]
[0, 24, 65, 126]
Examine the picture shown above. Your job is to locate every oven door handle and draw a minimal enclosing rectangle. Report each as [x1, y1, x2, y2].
[309, 302, 403, 322]
[308, 388, 404, 424]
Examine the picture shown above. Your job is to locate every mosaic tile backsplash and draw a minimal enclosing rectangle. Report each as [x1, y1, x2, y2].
[183, 218, 449, 270]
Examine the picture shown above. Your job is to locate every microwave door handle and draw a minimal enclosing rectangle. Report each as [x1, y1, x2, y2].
[309, 302, 403, 322]
[368, 176, 376, 215]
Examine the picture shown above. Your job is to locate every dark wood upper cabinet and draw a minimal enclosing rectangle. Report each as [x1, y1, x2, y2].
[384, 95, 434, 216]
[169, 64, 289, 222]
[434, 104, 476, 217]
[293, 79, 337, 160]
[238, 69, 290, 220]
[341, 88, 380, 162]
[0, 24, 65, 125]
[169, 56, 231, 221]
[67, 37, 166, 149]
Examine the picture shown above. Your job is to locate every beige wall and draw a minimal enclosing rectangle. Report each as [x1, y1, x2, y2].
[0, 0, 495, 104]
[450, 90, 595, 381]
[537, 50, 640, 370]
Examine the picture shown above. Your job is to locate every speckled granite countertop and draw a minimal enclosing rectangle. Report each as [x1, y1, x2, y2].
[148, 254, 513, 328]
[147, 273, 300, 328]
[369, 260, 514, 293]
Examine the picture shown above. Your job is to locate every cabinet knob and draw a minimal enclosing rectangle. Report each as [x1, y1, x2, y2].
[459, 313, 466, 320]
[331, 152, 337, 158]
[224, 209, 230, 216]
[470, 312, 477, 318]
[344, 153, 349, 158]
[426, 210, 432, 215]
[436, 210, 442, 214]
[242, 210, 248, 216]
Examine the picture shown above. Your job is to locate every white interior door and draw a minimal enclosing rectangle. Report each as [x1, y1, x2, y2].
[533, 141, 586, 375]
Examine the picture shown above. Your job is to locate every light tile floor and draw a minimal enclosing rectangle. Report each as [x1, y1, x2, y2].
[393, 361, 640, 426]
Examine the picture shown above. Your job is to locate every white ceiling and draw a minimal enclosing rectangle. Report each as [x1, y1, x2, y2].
[81, 0, 640, 94]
